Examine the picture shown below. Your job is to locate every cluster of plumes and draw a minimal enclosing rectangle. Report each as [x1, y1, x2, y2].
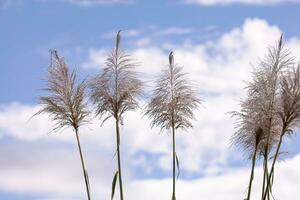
[231, 34, 300, 200]
[89, 31, 143, 124]
[36, 31, 201, 200]
[36, 50, 90, 131]
[145, 52, 201, 131]
[231, 35, 294, 160]
[32, 28, 300, 200]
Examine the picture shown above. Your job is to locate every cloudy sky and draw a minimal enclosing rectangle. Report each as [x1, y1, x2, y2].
[1, 0, 300, 199]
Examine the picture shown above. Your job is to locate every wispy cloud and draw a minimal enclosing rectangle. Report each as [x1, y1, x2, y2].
[156, 27, 194, 36]
[0, 0, 130, 8]
[183, 0, 300, 5]
[63, 0, 129, 6]
[100, 29, 140, 39]
[99, 25, 217, 44]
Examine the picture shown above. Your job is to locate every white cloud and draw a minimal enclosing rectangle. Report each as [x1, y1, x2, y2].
[85, 18, 287, 95]
[1, 18, 300, 199]
[81, 18, 300, 173]
[0, 103, 53, 141]
[0, 141, 113, 199]
[135, 37, 152, 47]
[127, 155, 300, 200]
[82, 48, 108, 69]
[3, 17, 299, 175]
[183, 0, 300, 5]
[0, 140, 299, 200]
[99, 26, 194, 42]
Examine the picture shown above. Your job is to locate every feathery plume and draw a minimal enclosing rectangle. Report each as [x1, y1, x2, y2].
[36, 50, 91, 200]
[232, 34, 293, 200]
[145, 51, 200, 200]
[89, 31, 142, 200]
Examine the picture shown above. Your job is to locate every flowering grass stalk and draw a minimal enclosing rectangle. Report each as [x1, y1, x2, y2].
[145, 52, 200, 200]
[89, 31, 143, 200]
[36, 50, 91, 200]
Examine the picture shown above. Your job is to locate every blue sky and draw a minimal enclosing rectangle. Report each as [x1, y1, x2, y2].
[1, 0, 300, 200]
[2, 0, 300, 104]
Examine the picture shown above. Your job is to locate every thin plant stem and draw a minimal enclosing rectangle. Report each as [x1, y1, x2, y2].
[37, 50, 92, 200]
[263, 128, 285, 200]
[170, 52, 176, 200]
[261, 117, 273, 200]
[261, 155, 267, 200]
[266, 169, 270, 200]
[116, 119, 124, 200]
[75, 128, 91, 200]
[246, 146, 258, 200]
[265, 164, 270, 200]
[114, 31, 124, 200]
[145, 51, 200, 200]
[172, 125, 176, 200]
[89, 31, 142, 200]
[261, 153, 271, 200]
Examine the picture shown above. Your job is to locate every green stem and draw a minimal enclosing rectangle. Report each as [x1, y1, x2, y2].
[261, 157, 266, 200]
[246, 147, 257, 200]
[261, 117, 272, 200]
[261, 154, 269, 200]
[262, 131, 284, 200]
[265, 164, 271, 200]
[75, 128, 91, 200]
[116, 119, 124, 200]
[172, 125, 176, 200]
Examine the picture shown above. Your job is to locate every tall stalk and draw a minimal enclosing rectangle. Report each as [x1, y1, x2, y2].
[231, 35, 290, 200]
[263, 61, 300, 200]
[261, 150, 270, 200]
[75, 128, 91, 200]
[36, 50, 91, 200]
[259, 35, 287, 199]
[89, 31, 142, 200]
[262, 127, 285, 200]
[115, 119, 124, 200]
[114, 31, 124, 200]
[261, 157, 267, 200]
[260, 119, 273, 199]
[145, 52, 200, 200]
[172, 125, 176, 200]
[246, 146, 257, 200]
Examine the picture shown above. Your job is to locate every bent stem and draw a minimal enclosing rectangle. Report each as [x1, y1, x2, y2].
[246, 146, 258, 200]
[116, 119, 124, 200]
[75, 128, 91, 200]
